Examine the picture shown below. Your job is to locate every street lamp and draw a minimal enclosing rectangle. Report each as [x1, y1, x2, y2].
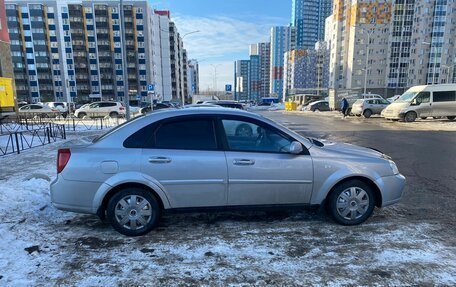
[210, 64, 221, 97]
[354, 25, 375, 94]
[422, 41, 438, 85]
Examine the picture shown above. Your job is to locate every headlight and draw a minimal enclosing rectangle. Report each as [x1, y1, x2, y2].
[389, 160, 399, 175]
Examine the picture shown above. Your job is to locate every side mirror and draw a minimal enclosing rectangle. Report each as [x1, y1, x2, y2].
[289, 141, 303, 155]
[411, 99, 417, 105]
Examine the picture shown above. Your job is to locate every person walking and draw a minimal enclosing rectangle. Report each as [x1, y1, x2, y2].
[341, 98, 349, 118]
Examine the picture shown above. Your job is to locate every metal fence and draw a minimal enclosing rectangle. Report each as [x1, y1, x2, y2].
[0, 123, 66, 156]
[0, 115, 123, 134]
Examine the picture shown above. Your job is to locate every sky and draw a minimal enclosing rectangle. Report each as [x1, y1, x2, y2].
[150, 0, 291, 92]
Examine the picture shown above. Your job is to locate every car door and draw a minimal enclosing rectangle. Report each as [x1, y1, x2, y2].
[377, 99, 390, 114]
[139, 115, 228, 208]
[87, 102, 100, 117]
[412, 91, 431, 117]
[219, 116, 313, 206]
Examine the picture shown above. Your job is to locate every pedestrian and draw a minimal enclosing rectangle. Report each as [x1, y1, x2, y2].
[341, 98, 349, 118]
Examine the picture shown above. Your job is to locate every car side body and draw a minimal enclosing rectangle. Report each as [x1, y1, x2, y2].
[351, 99, 390, 118]
[50, 108, 405, 235]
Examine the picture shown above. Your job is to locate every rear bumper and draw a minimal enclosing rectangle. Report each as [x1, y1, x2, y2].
[375, 173, 406, 207]
[50, 175, 105, 214]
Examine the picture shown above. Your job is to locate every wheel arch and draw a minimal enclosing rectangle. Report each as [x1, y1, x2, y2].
[324, 176, 382, 208]
[96, 182, 166, 220]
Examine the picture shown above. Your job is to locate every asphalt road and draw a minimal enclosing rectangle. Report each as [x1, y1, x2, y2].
[260, 111, 456, 226]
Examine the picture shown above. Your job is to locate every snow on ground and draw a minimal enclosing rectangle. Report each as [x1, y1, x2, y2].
[1, 129, 455, 286]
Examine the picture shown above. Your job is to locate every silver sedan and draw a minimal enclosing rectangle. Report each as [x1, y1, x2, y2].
[50, 108, 405, 236]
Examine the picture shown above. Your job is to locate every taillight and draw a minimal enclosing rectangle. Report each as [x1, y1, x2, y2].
[119, 106, 125, 110]
[57, 149, 71, 174]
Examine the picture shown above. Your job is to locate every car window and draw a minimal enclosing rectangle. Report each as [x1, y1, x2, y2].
[433, 91, 456, 102]
[415, 92, 431, 104]
[154, 119, 217, 150]
[222, 119, 293, 153]
[322, 102, 329, 106]
[89, 103, 100, 108]
[21, 105, 30, 110]
[31, 105, 42, 109]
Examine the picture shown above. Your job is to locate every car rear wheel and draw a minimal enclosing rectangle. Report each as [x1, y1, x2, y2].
[109, 111, 119, 118]
[107, 188, 160, 236]
[404, 111, 417, 122]
[447, 116, 455, 121]
[78, 112, 86, 119]
[363, 109, 372, 118]
[327, 180, 375, 225]
[420, 117, 427, 120]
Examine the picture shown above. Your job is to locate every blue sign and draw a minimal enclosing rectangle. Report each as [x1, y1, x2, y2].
[225, 84, 232, 92]
[147, 84, 155, 91]
[136, 94, 141, 100]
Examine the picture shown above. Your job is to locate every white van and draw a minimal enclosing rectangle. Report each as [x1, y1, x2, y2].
[381, 84, 456, 122]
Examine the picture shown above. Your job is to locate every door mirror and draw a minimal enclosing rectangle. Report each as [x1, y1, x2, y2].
[411, 98, 417, 105]
[289, 141, 303, 155]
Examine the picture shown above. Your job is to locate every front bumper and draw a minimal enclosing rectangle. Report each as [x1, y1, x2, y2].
[374, 173, 406, 207]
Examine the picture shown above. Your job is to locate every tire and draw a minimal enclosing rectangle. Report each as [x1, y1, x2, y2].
[420, 117, 427, 120]
[314, 108, 320, 112]
[447, 116, 455, 121]
[78, 112, 86, 119]
[109, 111, 119, 118]
[356, 114, 361, 117]
[327, 180, 375, 225]
[107, 188, 160, 236]
[404, 111, 417, 122]
[363, 109, 372, 118]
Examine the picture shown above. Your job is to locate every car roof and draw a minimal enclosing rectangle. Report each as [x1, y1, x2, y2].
[144, 107, 252, 117]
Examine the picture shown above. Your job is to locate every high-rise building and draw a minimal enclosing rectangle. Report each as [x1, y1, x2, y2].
[5, 1, 190, 104]
[391, 0, 456, 93]
[151, 10, 172, 101]
[326, 0, 456, 97]
[325, 0, 392, 95]
[292, 0, 332, 49]
[187, 59, 199, 97]
[283, 41, 329, 100]
[249, 54, 260, 102]
[234, 60, 250, 101]
[270, 26, 296, 98]
[257, 42, 271, 98]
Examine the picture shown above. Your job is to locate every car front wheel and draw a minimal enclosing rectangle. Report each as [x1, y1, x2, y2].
[107, 188, 160, 236]
[404, 111, 417, 122]
[363, 109, 372, 118]
[328, 180, 375, 225]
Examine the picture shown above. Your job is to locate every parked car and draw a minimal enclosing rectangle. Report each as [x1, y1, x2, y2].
[386, 95, 401, 103]
[361, 94, 383, 100]
[51, 108, 406, 236]
[74, 101, 125, 118]
[43, 102, 74, 117]
[351, 99, 390, 118]
[381, 84, 456, 122]
[18, 104, 60, 118]
[302, 100, 330, 112]
[203, 101, 245, 110]
[139, 103, 174, 114]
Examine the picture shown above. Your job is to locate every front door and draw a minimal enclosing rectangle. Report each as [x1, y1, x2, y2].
[219, 116, 313, 206]
[140, 116, 227, 208]
[412, 91, 432, 117]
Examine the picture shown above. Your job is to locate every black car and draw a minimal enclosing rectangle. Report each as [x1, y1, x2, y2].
[305, 100, 330, 112]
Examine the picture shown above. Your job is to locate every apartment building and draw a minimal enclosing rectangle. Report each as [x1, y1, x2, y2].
[234, 59, 250, 101]
[187, 59, 199, 97]
[270, 26, 296, 97]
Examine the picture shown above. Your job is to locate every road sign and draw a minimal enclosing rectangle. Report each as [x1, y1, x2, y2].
[225, 84, 232, 92]
[136, 94, 141, 100]
[147, 84, 155, 91]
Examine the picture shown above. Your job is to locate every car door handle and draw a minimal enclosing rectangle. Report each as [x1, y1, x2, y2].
[148, 157, 171, 164]
[233, 159, 255, 166]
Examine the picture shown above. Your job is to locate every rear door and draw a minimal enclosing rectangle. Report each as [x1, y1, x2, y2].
[138, 115, 228, 208]
[219, 115, 313, 206]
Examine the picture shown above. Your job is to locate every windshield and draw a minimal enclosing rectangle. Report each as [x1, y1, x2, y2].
[396, 91, 419, 103]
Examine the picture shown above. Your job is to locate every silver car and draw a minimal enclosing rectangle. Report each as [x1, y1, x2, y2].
[351, 99, 390, 118]
[50, 108, 405, 236]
